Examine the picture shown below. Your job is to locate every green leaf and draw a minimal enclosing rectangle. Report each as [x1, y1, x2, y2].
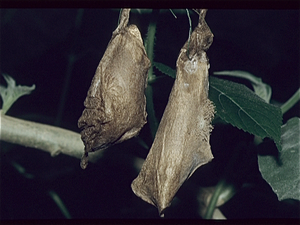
[209, 76, 282, 151]
[153, 61, 176, 79]
[150, 63, 282, 151]
[258, 117, 300, 201]
[213, 70, 272, 103]
[0, 74, 35, 114]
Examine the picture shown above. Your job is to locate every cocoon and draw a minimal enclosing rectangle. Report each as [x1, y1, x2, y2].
[78, 9, 151, 169]
[131, 9, 215, 216]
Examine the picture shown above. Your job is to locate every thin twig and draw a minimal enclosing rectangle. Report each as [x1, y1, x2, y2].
[145, 9, 160, 139]
[0, 111, 102, 163]
[281, 88, 300, 114]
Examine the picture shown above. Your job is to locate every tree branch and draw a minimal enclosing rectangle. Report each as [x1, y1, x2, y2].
[0, 111, 102, 163]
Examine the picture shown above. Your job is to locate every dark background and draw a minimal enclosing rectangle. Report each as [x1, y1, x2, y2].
[1, 9, 299, 220]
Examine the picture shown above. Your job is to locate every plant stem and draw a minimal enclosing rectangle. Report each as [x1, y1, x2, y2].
[145, 9, 160, 139]
[204, 146, 239, 219]
[0, 111, 102, 162]
[281, 88, 300, 114]
[55, 9, 84, 126]
[55, 53, 76, 126]
[204, 179, 226, 219]
[146, 85, 158, 139]
[49, 190, 72, 219]
[145, 10, 158, 82]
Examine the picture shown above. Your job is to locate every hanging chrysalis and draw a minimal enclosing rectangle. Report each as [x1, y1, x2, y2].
[78, 9, 151, 169]
[131, 9, 215, 216]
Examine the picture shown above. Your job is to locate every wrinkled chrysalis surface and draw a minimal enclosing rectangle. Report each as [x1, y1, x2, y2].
[78, 9, 151, 169]
[131, 9, 215, 216]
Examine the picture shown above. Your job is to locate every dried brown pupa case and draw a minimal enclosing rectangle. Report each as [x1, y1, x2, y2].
[78, 9, 151, 169]
[131, 9, 215, 216]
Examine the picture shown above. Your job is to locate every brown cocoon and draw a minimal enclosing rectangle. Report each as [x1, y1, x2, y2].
[78, 9, 151, 169]
[131, 9, 215, 216]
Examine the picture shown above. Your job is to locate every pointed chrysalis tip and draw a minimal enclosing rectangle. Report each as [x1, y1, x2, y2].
[159, 208, 165, 218]
[158, 206, 168, 218]
[80, 152, 89, 169]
